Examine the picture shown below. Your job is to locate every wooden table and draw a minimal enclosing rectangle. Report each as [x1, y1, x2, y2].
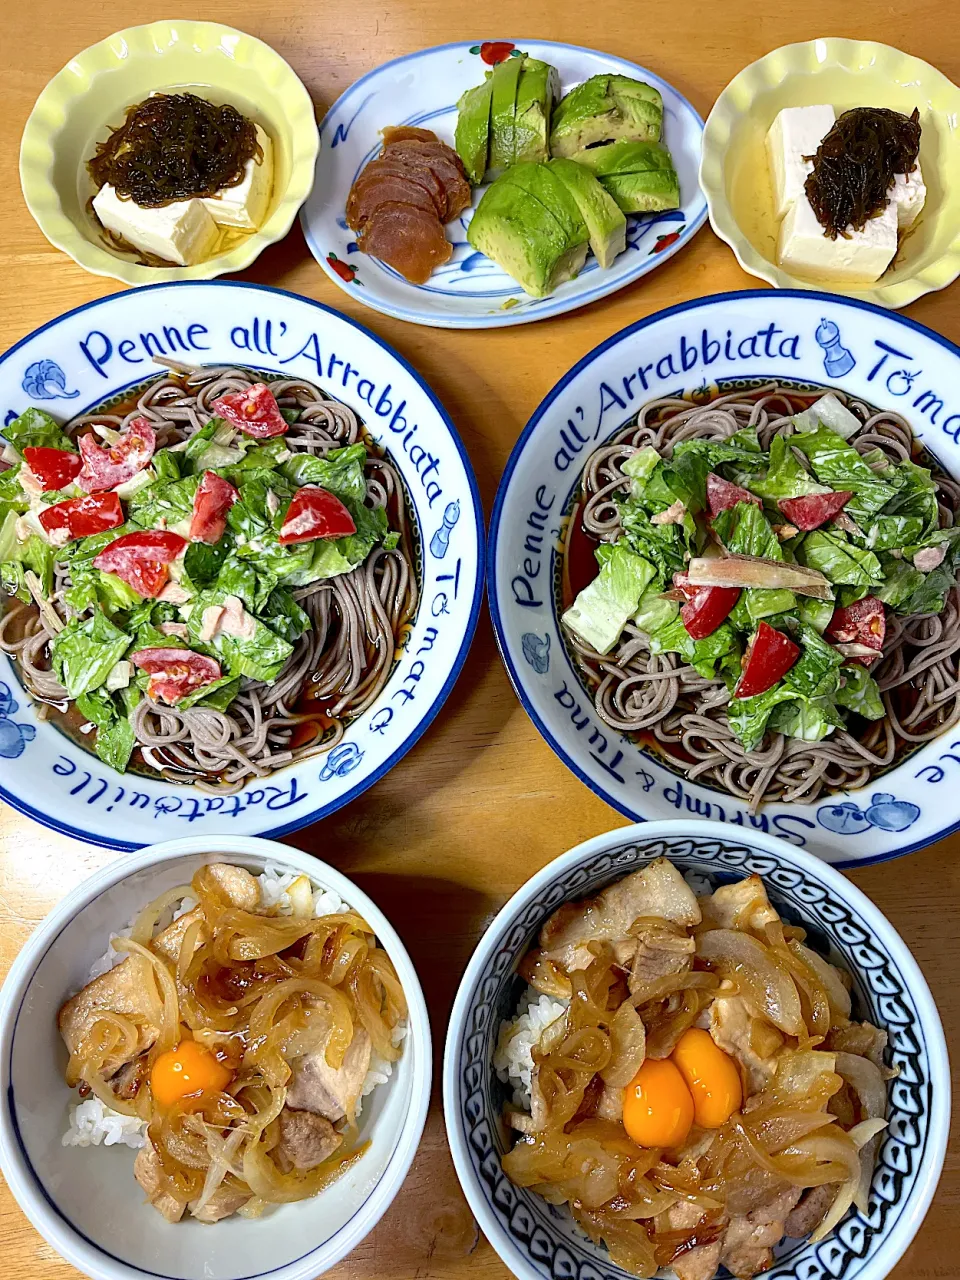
[1, 2, 958, 1276]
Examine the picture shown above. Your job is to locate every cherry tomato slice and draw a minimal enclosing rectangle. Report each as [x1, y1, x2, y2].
[279, 486, 357, 544]
[706, 473, 762, 518]
[210, 383, 288, 439]
[76, 418, 157, 494]
[131, 647, 222, 704]
[734, 621, 801, 699]
[778, 490, 853, 531]
[94, 531, 187, 598]
[38, 492, 123, 542]
[189, 471, 239, 544]
[826, 595, 885, 666]
[22, 446, 82, 491]
[680, 584, 741, 639]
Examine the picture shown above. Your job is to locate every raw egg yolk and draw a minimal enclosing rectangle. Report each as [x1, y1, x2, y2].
[621, 1058, 694, 1148]
[150, 1040, 232, 1108]
[671, 1028, 742, 1129]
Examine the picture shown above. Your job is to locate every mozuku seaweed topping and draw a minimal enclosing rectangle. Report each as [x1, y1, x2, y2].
[89, 93, 261, 208]
[803, 106, 921, 239]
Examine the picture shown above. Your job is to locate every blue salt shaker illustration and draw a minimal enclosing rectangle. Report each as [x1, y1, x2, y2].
[815, 318, 855, 378]
[430, 500, 460, 558]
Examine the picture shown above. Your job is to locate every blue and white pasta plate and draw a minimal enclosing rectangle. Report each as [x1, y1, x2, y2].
[488, 289, 960, 865]
[301, 40, 706, 329]
[0, 283, 483, 849]
[444, 819, 949, 1280]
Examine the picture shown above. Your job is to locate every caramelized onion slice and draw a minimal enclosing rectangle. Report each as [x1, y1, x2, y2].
[687, 554, 832, 600]
[601, 1001, 646, 1088]
[697, 929, 805, 1036]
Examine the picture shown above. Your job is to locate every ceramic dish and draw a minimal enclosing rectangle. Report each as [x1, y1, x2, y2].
[444, 818, 949, 1280]
[0, 281, 483, 848]
[0, 834, 431, 1280]
[700, 38, 960, 309]
[301, 39, 706, 329]
[19, 21, 319, 285]
[488, 288, 960, 865]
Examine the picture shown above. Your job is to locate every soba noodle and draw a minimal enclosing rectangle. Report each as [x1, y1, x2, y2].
[0, 363, 419, 792]
[564, 384, 960, 809]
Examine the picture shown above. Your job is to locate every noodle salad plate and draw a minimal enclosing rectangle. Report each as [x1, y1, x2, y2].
[489, 290, 960, 866]
[0, 282, 482, 849]
[300, 40, 706, 329]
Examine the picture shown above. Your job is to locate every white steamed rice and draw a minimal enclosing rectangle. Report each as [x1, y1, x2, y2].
[62, 865, 404, 1148]
[493, 991, 568, 1111]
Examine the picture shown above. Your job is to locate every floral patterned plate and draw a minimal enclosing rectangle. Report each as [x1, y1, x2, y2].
[301, 40, 706, 329]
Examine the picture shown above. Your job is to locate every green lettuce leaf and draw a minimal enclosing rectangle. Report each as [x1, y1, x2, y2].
[797, 530, 883, 587]
[632, 586, 678, 636]
[712, 501, 782, 560]
[767, 695, 844, 742]
[52, 612, 132, 698]
[749, 434, 829, 503]
[75, 687, 136, 772]
[185, 589, 293, 682]
[790, 425, 896, 520]
[1, 407, 75, 454]
[280, 443, 368, 504]
[782, 624, 844, 699]
[562, 541, 656, 654]
[648, 615, 739, 679]
[836, 665, 885, 720]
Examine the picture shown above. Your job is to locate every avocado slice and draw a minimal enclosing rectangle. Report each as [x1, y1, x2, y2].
[467, 173, 589, 297]
[455, 79, 493, 184]
[600, 169, 681, 213]
[548, 157, 626, 268]
[488, 56, 523, 177]
[550, 74, 663, 157]
[572, 140, 676, 177]
[497, 162, 589, 243]
[513, 57, 560, 166]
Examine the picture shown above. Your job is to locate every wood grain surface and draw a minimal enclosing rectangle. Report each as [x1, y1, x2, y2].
[0, 2, 958, 1276]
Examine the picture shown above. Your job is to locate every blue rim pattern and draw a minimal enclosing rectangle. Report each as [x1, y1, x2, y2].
[303, 39, 708, 329]
[0, 280, 485, 851]
[486, 288, 960, 869]
[451, 832, 937, 1280]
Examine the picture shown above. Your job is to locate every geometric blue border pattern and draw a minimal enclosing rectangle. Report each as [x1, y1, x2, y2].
[0, 280, 485, 850]
[455, 833, 930, 1280]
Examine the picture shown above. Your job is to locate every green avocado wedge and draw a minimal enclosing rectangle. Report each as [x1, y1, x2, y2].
[572, 140, 676, 177]
[488, 56, 524, 176]
[497, 162, 589, 244]
[455, 78, 493, 184]
[513, 57, 560, 166]
[547, 157, 626, 268]
[467, 172, 589, 297]
[550, 74, 663, 157]
[600, 169, 681, 213]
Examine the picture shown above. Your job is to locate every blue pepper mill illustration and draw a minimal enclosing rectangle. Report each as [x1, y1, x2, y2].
[430, 500, 460, 558]
[815, 318, 855, 378]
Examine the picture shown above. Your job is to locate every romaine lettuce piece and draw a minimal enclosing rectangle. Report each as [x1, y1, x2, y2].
[791, 393, 862, 440]
[562, 541, 656, 654]
[836, 665, 885, 720]
[280, 443, 368, 504]
[648, 615, 738, 679]
[796, 530, 883, 587]
[75, 687, 136, 772]
[768, 696, 844, 742]
[632, 585, 678, 636]
[790, 425, 895, 520]
[782, 624, 844, 699]
[1, 407, 75, 455]
[185, 589, 293, 682]
[52, 612, 132, 698]
[749, 435, 829, 503]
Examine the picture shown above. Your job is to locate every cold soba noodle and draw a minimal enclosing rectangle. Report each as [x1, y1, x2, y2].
[563, 383, 960, 808]
[0, 365, 418, 791]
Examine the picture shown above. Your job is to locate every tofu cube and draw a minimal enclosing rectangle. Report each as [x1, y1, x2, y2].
[92, 184, 219, 267]
[765, 105, 836, 219]
[201, 125, 274, 230]
[777, 193, 898, 283]
[890, 164, 926, 229]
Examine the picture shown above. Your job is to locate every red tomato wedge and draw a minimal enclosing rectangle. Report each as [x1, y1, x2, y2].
[706, 473, 762, 517]
[826, 595, 885, 665]
[279, 486, 357, 545]
[22, 446, 82, 491]
[210, 383, 288, 438]
[778, 490, 853, 530]
[673, 572, 741, 639]
[38, 492, 123, 542]
[190, 471, 239, 544]
[734, 622, 801, 699]
[93, 530, 187, 598]
[131, 647, 221, 705]
[76, 418, 157, 493]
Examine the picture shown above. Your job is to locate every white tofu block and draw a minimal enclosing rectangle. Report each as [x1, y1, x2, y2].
[765, 105, 836, 219]
[777, 193, 898, 283]
[92, 184, 219, 266]
[201, 126, 273, 230]
[890, 164, 926, 229]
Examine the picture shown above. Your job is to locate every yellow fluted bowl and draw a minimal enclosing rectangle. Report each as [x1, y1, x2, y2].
[700, 38, 960, 309]
[19, 21, 319, 285]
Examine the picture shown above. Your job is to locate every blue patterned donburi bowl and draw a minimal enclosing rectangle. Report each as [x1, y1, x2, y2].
[443, 819, 948, 1280]
[488, 288, 960, 866]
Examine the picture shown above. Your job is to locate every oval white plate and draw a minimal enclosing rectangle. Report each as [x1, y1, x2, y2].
[301, 40, 706, 329]
[0, 283, 483, 849]
[488, 289, 960, 866]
